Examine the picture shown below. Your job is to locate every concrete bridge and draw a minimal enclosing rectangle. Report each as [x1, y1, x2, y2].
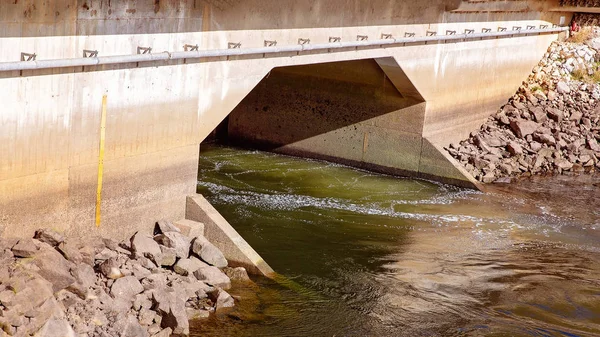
[0, 0, 577, 239]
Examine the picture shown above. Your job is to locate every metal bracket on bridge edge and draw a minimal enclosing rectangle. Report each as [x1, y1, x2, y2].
[381, 33, 393, 39]
[264, 40, 277, 47]
[482, 28, 492, 33]
[446, 30, 456, 35]
[357, 35, 368, 41]
[329, 37, 341, 43]
[137, 47, 152, 54]
[20, 52, 36, 61]
[512, 26, 522, 31]
[184, 44, 199, 51]
[404, 32, 415, 38]
[498, 27, 507, 32]
[83, 50, 98, 58]
[227, 42, 241, 49]
[464, 29, 474, 34]
[527, 25, 536, 30]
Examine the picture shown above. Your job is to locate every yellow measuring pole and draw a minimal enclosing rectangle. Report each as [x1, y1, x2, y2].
[95, 95, 108, 227]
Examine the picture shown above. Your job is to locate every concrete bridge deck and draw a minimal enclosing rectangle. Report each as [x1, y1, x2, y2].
[0, 0, 578, 239]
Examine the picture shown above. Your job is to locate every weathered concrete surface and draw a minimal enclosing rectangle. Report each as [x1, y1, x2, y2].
[186, 195, 275, 277]
[0, 0, 574, 237]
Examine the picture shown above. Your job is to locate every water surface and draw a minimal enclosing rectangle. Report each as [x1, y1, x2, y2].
[193, 145, 600, 337]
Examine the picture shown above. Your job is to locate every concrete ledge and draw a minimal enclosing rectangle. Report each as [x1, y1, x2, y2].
[185, 194, 275, 278]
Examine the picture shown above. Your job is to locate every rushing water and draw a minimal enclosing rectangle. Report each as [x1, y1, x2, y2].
[192, 144, 600, 337]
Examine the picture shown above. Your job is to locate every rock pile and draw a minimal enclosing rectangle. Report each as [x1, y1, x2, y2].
[446, 40, 600, 183]
[0, 222, 251, 337]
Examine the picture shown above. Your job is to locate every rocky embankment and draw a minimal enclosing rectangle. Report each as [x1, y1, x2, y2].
[0, 221, 250, 337]
[446, 39, 600, 183]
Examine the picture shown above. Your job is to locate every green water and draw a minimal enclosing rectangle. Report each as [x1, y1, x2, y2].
[192, 144, 600, 337]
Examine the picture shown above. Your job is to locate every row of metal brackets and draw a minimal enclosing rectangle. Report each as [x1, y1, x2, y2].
[17, 24, 561, 62]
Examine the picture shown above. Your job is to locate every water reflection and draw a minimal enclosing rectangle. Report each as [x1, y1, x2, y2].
[193, 145, 600, 337]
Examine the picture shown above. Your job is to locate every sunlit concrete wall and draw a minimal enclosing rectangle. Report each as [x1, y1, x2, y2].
[0, 0, 571, 238]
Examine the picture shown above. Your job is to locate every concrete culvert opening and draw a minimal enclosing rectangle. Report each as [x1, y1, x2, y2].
[207, 57, 428, 179]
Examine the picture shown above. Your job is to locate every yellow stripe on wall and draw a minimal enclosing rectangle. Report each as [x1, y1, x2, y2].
[95, 95, 108, 227]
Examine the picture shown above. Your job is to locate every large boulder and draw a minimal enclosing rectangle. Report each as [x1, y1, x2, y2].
[510, 120, 539, 139]
[154, 232, 191, 259]
[110, 276, 144, 301]
[191, 236, 228, 268]
[99, 258, 124, 280]
[193, 266, 231, 290]
[11, 238, 39, 258]
[155, 220, 181, 235]
[154, 246, 177, 267]
[546, 108, 564, 122]
[33, 229, 64, 247]
[117, 315, 149, 337]
[131, 233, 162, 260]
[223, 267, 251, 282]
[32, 246, 76, 293]
[173, 257, 208, 277]
[151, 289, 189, 336]
[208, 288, 234, 311]
[33, 319, 76, 337]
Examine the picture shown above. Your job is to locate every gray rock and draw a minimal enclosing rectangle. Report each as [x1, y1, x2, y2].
[79, 246, 95, 266]
[34, 229, 64, 247]
[588, 137, 600, 152]
[510, 120, 539, 139]
[95, 248, 118, 262]
[193, 266, 231, 289]
[154, 246, 177, 267]
[27, 297, 66, 335]
[531, 107, 547, 123]
[506, 142, 523, 156]
[186, 308, 210, 320]
[141, 274, 168, 291]
[223, 267, 251, 282]
[33, 246, 76, 293]
[160, 307, 189, 336]
[151, 328, 173, 337]
[71, 264, 96, 289]
[570, 111, 583, 123]
[131, 232, 162, 260]
[11, 238, 39, 258]
[0, 290, 15, 307]
[33, 318, 76, 337]
[57, 242, 83, 264]
[110, 276, 144, 301]
[155, 220, 181, 235]
[151, 289, 189, 336]
[533, 133, 556, 145]
[191, 236, 228, 268]
[132, 264, 152, 280]
[139, 308, 159, 326]
[117, 315, 149, 337]
[173, 257, 208, 276]
[209, 288, 235, 311]
[133, 293, 153, 311]
[547, 108, 564, 122]
[100, 258, 124, 280]
[556, 158, 573, 170]
[154, 232, 191, 259]
[556, 81, 571, 94]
